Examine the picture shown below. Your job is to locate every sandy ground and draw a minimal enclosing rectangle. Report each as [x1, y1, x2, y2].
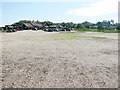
[1, 30, 118, 88]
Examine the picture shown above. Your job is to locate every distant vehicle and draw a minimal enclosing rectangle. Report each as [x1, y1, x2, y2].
[43, 28, 48, 31]
[6, 30, 13, 33]
[16, 28, 20, 31]
[66, 28, 71, 31]
[32, 27, 37, 30]
[48, 28, 53, 32]
[59, 28, 65, 31]
[71, 28, 74, 31]
[12, 29, 16, 32]
[52, 28, 59, 32]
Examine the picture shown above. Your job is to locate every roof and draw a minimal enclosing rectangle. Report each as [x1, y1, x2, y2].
[49, 25, 63, 28]
[23, 23, 33, 27]
[5, 25, 14, 28]
[44, 26, 49, 28]
[31, 22, 43, 27]
[49, 25, 57, 28]
[8, 26, 14, 28]
[58, 25, 63, 28]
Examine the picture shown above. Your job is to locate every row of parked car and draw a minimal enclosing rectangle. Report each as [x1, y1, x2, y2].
[5, 28, 74, 33]
[6, 28, 21, 33]
[6, 29, 17, 33]
[42, 28, 74, 32]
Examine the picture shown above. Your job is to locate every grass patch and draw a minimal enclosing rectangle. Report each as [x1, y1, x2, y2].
[1, 31, 7, 33]
[89, 36, 108, 39]
[48, 32, 108, 41]
[2, 51, 8, 54]
[75, 28, 120, 33]
[74, 36, 108, 39]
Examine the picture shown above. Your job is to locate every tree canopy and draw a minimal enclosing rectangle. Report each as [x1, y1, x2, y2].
[12, 20, 31, 27]
[10, 19, 118, 30]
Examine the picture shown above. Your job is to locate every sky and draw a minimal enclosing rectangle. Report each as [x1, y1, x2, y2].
[1, 0, 119, 26]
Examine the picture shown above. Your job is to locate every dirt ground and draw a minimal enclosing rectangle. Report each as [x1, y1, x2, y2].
[1, 30, 118, 88]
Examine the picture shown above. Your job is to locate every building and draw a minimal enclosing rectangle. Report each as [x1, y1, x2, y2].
[49, 25, 57, 28]
[49, 25, 63, 28]
[22, 23, 33, 30]
[5, 25, 14, 30]
[31, 22, 43, 30]
[89, 26, 98, 29]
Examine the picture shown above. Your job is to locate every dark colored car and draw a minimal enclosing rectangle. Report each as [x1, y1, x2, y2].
[12, 29, 16, 32]
[43, 28, 48, 31]
[48, 28, 53, 32]
[6, 30, 13, 33]
[59, 28, 65, 31]
[66, 28, 71, 31]
[32, 27, 37, 30]
[52, 28, 59, 32]
[71, 28, 74, 31]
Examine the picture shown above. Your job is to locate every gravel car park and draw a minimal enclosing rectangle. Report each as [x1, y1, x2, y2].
[2, 30, 118, 88]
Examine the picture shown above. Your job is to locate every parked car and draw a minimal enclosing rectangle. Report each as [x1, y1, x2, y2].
[6, 30, 13, 33]
[71, 28, 74, 31]
[48, 28, 53, 32]
[52, 28, 59, 32]
[43, 28, 48, 31]
[12, 29, 16, 32]
[59, 28, 65, 31]
[16, 28, 20, 31]
[66, 28, 71, 31]
[32, 27, 37, 30]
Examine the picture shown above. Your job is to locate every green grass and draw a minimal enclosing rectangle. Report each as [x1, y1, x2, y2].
[2, 51, 8, 54]
[75, 28, 120, 33]
[89, 36, 108, 39]
[48, 32, 109, 41]
[0, 31, 7, 33]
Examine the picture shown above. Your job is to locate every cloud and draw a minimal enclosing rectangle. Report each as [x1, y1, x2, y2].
[66, 0, 118, 16]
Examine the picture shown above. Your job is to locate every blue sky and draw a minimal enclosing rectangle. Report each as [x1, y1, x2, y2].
[1, 0, 118, 26]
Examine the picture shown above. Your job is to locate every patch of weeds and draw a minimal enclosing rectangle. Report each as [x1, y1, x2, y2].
[110, 39, 119, 41]
[40, 76, 44, 81]
[89, 36, 108, 39]
[40, 76, 43, 78]
[1, 31, 7, 33]
[2, 51, 8, 54]
[48, 32, 109, 41]
[75, 29, 120, 33]
[71, 35, 108, 39]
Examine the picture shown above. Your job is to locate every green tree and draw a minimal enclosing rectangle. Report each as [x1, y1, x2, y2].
[117, 23, 120, 30]
[111, 20, 114, 25]
[82, 21, 92, 28]
[12, 20, 31, 27]
[97, 22, 103, 30]
[36, 20, 41, 24]
[73, 24, 77, 28]
[43, 21, 53, 26]
[102, 20, 108, 26]
[65, 22, 74, 28]
[61, 22, 66, 27]
[76, 23, 84, 28]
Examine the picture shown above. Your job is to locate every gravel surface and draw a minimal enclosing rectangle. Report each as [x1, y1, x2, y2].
[1, 30, 118, 88]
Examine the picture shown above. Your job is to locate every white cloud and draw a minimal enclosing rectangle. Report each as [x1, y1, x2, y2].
[66, 0, 118, 16]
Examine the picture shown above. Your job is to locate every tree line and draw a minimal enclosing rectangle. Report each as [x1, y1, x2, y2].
[12, 20, 120, 30]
